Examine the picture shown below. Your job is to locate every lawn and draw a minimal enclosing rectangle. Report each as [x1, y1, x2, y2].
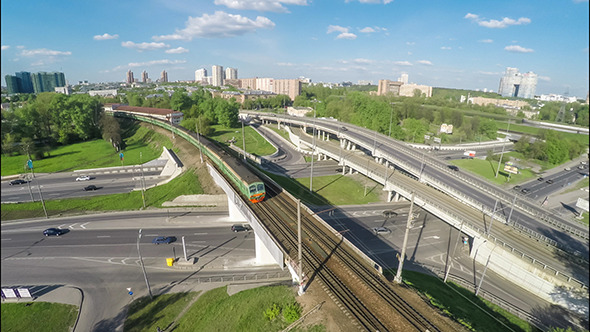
[265, 172, 382, 206]
[1, 302, 78, 332]
[208, 124, 277, 157]
[451, 158, 537, 186]
[1, 168, 205, 220]
[1, 123, 172, 177]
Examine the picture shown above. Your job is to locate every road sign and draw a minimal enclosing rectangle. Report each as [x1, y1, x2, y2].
[119, 152, 124, 160]
[27, 159, 33, 169]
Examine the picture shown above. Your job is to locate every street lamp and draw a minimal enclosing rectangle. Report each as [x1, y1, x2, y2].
[137, 229, 153, 299]
[389, 102, 395, 137]
[495, 119, 511, 178]
[309, 99, 320, 192]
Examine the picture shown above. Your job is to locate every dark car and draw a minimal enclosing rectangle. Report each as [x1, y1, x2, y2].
[537, 177, 544, 181]
[9, 179, 27, 185]
[231, 224, 251, 232]
[521, 188, 530, 194]
[448, 165, 459, 171]
[152, 236, 176, 245]
[83, 185, 98, 191]
[43, 228, 67, 236]
[513, 185, 521, 190]
[545, 179, 554, 184]
[382, 210, 397, 218]
[340, 126, 347, 131]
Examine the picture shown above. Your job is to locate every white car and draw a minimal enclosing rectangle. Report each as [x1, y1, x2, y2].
[76, 175, 90, 181]
[372, 227, 391, 235]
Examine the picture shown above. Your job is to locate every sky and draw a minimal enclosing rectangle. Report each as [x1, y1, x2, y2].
[1, 0, 589, 98]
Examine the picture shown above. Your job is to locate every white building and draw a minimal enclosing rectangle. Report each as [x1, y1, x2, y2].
[498, 67, 537, 99]
[225, 67, 237, 80]
[211, 65, 223, 87]
[195, 68, 207, 82]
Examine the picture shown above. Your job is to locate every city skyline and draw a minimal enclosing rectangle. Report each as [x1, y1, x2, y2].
[1, 0, 588, 98]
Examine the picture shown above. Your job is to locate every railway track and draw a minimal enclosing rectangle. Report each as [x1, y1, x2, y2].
[252, 182, 447, 331]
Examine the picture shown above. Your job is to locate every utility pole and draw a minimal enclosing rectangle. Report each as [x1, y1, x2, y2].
[34, 175, 48, 219]
[487, 199, 498, 235]
[495, 119, 510, 178]
[140, 152, 146, 209]
[137, 229, 153, 299]
[507, 193, 517, 225]
[297, 199, 304, 294]
[444, 221, 464, 282]
[195, 121, 203, 163]
[476, 244, 497, 296]
[394, 192, 415, 284]
[241, 119, 246, 161]
[309, 100, 318, 192]
[388, 103, 395, 137]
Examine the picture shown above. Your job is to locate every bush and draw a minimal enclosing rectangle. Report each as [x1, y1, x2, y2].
[283, 302, 302, 323]
[263, 303, 281, 321]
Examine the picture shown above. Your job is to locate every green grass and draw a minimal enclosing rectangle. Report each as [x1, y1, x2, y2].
[397, 270, 541, 332]
[451, 158, 537, 186]
[266, 125, 292, 142]
[124, 292, 200, 332]
[1, 124, 172, 177]
[208, 124, 277, 157]
[1, 168, 204, 220]
[1, 302, 78, 332]
[264, 172, 382, 206]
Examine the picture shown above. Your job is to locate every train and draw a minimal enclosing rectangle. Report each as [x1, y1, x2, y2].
[109, 109, 266, 203]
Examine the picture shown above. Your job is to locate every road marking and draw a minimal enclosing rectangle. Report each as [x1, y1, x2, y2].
[193, 233, 208, 235]
[69, 223, 77, 229]
[97, 235, 111, 238]
[1, 238, 12, 241]
[80, 222, 90, 229]
[424, 236, 440, 240]
[58, 224, 67, 228]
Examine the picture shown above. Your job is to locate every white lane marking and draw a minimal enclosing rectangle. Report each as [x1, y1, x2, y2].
[80, 222, 90, 229]
[58, 224, 67, 228]
[1, 238, 12, 241]
[193, 233, 208, 235]
[424, 236, 440, 240]
[96, 235, 111, 238]
[69, 223, 77, 229]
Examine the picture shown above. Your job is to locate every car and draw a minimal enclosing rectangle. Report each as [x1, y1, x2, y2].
[152, 236, 176, 244]
[9, 179, 27, 185]
[581, 161, 588, 165]
[83, 185, 98, 191]
[335, 168, 343, 173]
[564, 167, 571, 171]
[76, 175, 90, 181]
[340, 126, 348, 131]
[231, 224, 251, 232]
[537, 177, 544, 181]
[43, 228, 67, 236]
[513, 185, 521, 190]
[372, 227, 391, 235]
[382, 210, 397, 218]
[448, 165, 459, 171]
[578, 165, 587, 170]
[521, 188, 530, 194]
[545, 179, 554, 184]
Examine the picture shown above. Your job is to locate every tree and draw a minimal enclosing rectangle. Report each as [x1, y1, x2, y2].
[170, 91, 192, 111]
[402, 118, 428, 142]
[479, 118, 498, 139]
[100, 114, 122, 151]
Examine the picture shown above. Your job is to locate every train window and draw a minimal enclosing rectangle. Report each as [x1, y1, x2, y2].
[257, 183, 264, 192]
[249, 185, 256, 194]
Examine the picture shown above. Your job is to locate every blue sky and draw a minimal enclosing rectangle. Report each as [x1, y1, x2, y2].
[1, 0, 588, 98]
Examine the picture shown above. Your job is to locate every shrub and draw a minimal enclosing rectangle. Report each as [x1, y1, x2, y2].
[263, 303, 281, 321]
[283, 302, 302, 323]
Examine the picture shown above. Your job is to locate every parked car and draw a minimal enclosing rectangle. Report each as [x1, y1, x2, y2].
[372, 227, 391, 235]
[9, 179, 27, 185]
[76, 175, 90, 181]
[545, 179, 554, 184]
[43, 228, 67, 236]
[231, 224, 251, 232]
[152, 236, 176, 245]
[83, 185, 98, 191]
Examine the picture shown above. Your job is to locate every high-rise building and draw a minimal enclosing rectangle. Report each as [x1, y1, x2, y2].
[399, 73, 409, 84]
[377, 79, 403, 96]
[195, 68, 207, 83]
[126, 70, 134, 84]
[211, 65, 223, 86]
[160, 70, 168, 83]
[30, 72, 66, 93]
[4, 75, 21, 94]
[272, 79, 301, 101]
[141, 71, 148, 83]
[225, 67, 238, 80]
[498, 67, 537, 99]
[16, 72, 34, 93]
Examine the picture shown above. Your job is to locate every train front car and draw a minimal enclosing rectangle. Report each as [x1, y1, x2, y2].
[248, 182, 266, 203]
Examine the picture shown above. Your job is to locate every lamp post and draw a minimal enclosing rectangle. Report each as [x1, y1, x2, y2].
[388, 102, 395, 137]
[394, 192, 415, 284]
[309, 99, 320, 192]
[140, 152, 146, 209]
[137, 229, 153, 299]
[495, 119, 511, 178]
[195, 120, 203, 163]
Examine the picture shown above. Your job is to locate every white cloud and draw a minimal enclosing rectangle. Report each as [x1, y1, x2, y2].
[504, 45, 534, 53]
[121, 41, 170, 51]
[394, 61, 412, 66]
[538, 76, 551, 82]
[1, 45, 10, 50]
[353, 58, 373, 64]
[277, 62, 295, 66]
[478, 39, 493, 43]
[165, 47, 189, 54]
[153, 11, 275, 40]
[465, 13, 531, 28]
[416, 60, 432, 65]
[214, 0, 307, 13]
[477, 71, 500, 75]
[336, 32, 357, 40]
[351, 0, 394, 3]
[327, 25, 349, 34]
[94, 33, 119, 40]
[20, 48, 72, 56]
[441, 46, 452, 50]
[360, 27, 375, 33]
[406, 41, 415, 45]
